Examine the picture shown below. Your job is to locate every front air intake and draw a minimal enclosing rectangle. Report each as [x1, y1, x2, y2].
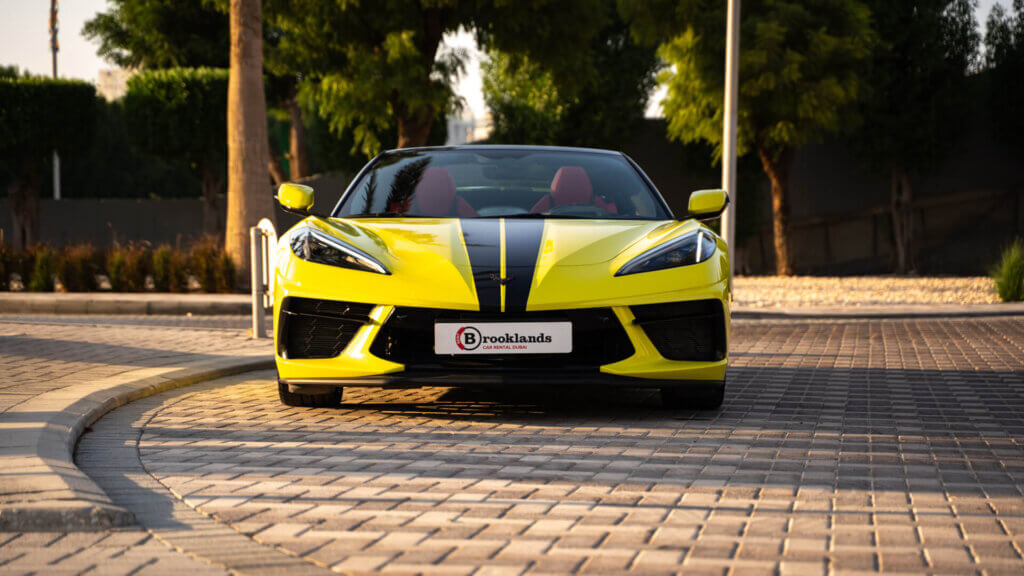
[279, 297, 375, 359]
[630, 299, 726, 362]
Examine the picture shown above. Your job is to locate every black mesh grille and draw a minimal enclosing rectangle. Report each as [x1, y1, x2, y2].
[631, 299, 726, 362]
[279, 297, 375, 359]
[370, 307, 634, 371]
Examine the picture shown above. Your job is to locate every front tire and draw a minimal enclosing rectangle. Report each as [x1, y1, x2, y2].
[661, 380, 724, 410]
[278, 381, 343, 407]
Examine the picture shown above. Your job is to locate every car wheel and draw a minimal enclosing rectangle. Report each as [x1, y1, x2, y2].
[661, 380, 725, 410]
[277, 381, 343, 408]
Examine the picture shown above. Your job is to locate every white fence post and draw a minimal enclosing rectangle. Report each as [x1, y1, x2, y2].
[250, 227, 267, 339]
[249, 219, 278, 339]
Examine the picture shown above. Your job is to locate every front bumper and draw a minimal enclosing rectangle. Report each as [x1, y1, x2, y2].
[274, 281, 730, 386]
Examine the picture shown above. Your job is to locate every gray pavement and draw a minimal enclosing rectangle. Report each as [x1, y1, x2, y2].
[59, 315, 1024, 574]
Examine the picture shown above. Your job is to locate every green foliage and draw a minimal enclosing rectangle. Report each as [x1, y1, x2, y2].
[853, 0, 979, 172]
[985, 0, 1024, 153]
[991, 239, 1024, 302]
[56, 99, 199, 199]
[82, 0, 228, 69]
[106, 244, 151, 292]
[152, 244, 193, 293]
[484, 5, 659, 149]
[623, 0, 874, 160]
[28, 246, 57, 292]
[124, 68, 229, 177]
[59, 245, 101, 292]
[273, 0, 607, 155]
[0, 77, 98, 174]
[189, 237, 236, 293]
[483, 53, 565, 145]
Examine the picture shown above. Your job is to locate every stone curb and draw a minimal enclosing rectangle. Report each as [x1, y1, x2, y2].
[0, 355, 274, 532]
[3, 293, 1023, 319]
[0, 293, 251, 316]
[732, 303, 1024, 319]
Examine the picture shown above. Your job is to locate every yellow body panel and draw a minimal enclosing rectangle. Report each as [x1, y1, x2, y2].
[274, 216, 730, 384]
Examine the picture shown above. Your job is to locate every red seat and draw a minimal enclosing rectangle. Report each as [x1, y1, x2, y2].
[530, 166, 617, 214]
[402, 166, 477, 217]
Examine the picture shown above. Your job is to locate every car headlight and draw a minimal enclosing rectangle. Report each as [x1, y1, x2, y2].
[615, 229, 717, 276]
[289, 227, 390, 275]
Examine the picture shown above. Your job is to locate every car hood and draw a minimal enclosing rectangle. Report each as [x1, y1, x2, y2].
[301, 217, 700, 270]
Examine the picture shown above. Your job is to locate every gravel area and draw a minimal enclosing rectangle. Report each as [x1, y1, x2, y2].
[734, 275, 1000, 307]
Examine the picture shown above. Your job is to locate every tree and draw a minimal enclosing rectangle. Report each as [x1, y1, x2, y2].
[985, 1, 1024, 155]
[484, 2, 659, 148]
[84, 0, 311, 184]
[124, 68, 229, 236]
[854, 0, 979, 274]
[226, 0, 275, 284]
[82, 0, 229, 68]
[482, 52, 564, 145]
[271, 0, 606, 156]
[0, 78, 97, 249]
[622, 0, 874, 275]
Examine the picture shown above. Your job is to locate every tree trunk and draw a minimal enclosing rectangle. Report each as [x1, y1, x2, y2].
[268, 153, 287, 187]
[7, 162, 40, 250]
[396, 106, 435, 148]
[394, 7, 446, 149]
[890, 164, 915, 274]
[226, 0, 275, 289]
[286, 91, 309, 179]
[199, 163, 223, 238]
[758, 147, 794, 276]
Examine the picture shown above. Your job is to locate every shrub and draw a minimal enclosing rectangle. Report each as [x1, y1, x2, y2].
[215, 251, 236, 293]
[152, 245, 172, 291]
[152, 244, 190, 293]
[107, 243, 150, 291]
[168, 249, 190, 293]
[189, 237, 235, 292]
[59, 245, 100, 292]
[0, 244, 9, 290]
[28, 245, 56, 292]
[991, 239, 1024, 302]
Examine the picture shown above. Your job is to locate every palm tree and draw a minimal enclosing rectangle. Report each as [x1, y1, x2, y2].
[226, 0, 275, 287]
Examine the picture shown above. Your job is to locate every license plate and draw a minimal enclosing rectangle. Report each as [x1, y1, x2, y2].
[435, 322, 572, 355]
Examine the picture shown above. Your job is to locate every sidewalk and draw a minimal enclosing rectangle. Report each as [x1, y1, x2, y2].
[3, 291, 1023, 318]
[0, 293, 252, 315]
[0, 318, 272, 530]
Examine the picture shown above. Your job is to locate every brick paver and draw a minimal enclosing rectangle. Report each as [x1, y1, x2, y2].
[0, 315, 270, 574]
[109, 316, 1024, 575]
[0, 315, 262, 414]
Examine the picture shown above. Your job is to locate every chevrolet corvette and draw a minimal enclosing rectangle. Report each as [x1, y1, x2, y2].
[273, 146, 730, 408]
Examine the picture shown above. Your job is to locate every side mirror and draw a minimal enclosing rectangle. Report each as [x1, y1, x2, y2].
[276, 183, 315, 215]
[687, 189, 730, 221]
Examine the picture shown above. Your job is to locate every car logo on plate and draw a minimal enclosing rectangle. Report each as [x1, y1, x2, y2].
[455, 326, 482, 351]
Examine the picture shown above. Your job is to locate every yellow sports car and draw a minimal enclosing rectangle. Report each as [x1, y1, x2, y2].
[273, 146, 730, 408]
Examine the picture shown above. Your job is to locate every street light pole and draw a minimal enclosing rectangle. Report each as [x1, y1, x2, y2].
[50, 0, 61, 201]
[721, 0, 740, 281]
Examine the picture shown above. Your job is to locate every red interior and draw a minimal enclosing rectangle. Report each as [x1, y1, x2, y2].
[531, 166, 617, 214]
[390, 167, 476, 217]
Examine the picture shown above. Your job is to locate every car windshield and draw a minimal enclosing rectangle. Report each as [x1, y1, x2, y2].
[333, 148, 671, 220]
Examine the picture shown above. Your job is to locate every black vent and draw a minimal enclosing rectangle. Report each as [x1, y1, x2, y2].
[631, 299, 726, 362]
[279, 297, 375, 359]
[370, 307, 634, 372]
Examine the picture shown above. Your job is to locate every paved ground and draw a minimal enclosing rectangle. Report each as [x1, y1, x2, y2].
[733, 276, 999, 306]
[0, 315, 271, 573]
[59, 315, 1024, 574]
[0, 315, 264, 414]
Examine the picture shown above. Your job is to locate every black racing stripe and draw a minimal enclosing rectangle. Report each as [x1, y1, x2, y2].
[503, 219, 545, 313]
[460, 218, 502, 312]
